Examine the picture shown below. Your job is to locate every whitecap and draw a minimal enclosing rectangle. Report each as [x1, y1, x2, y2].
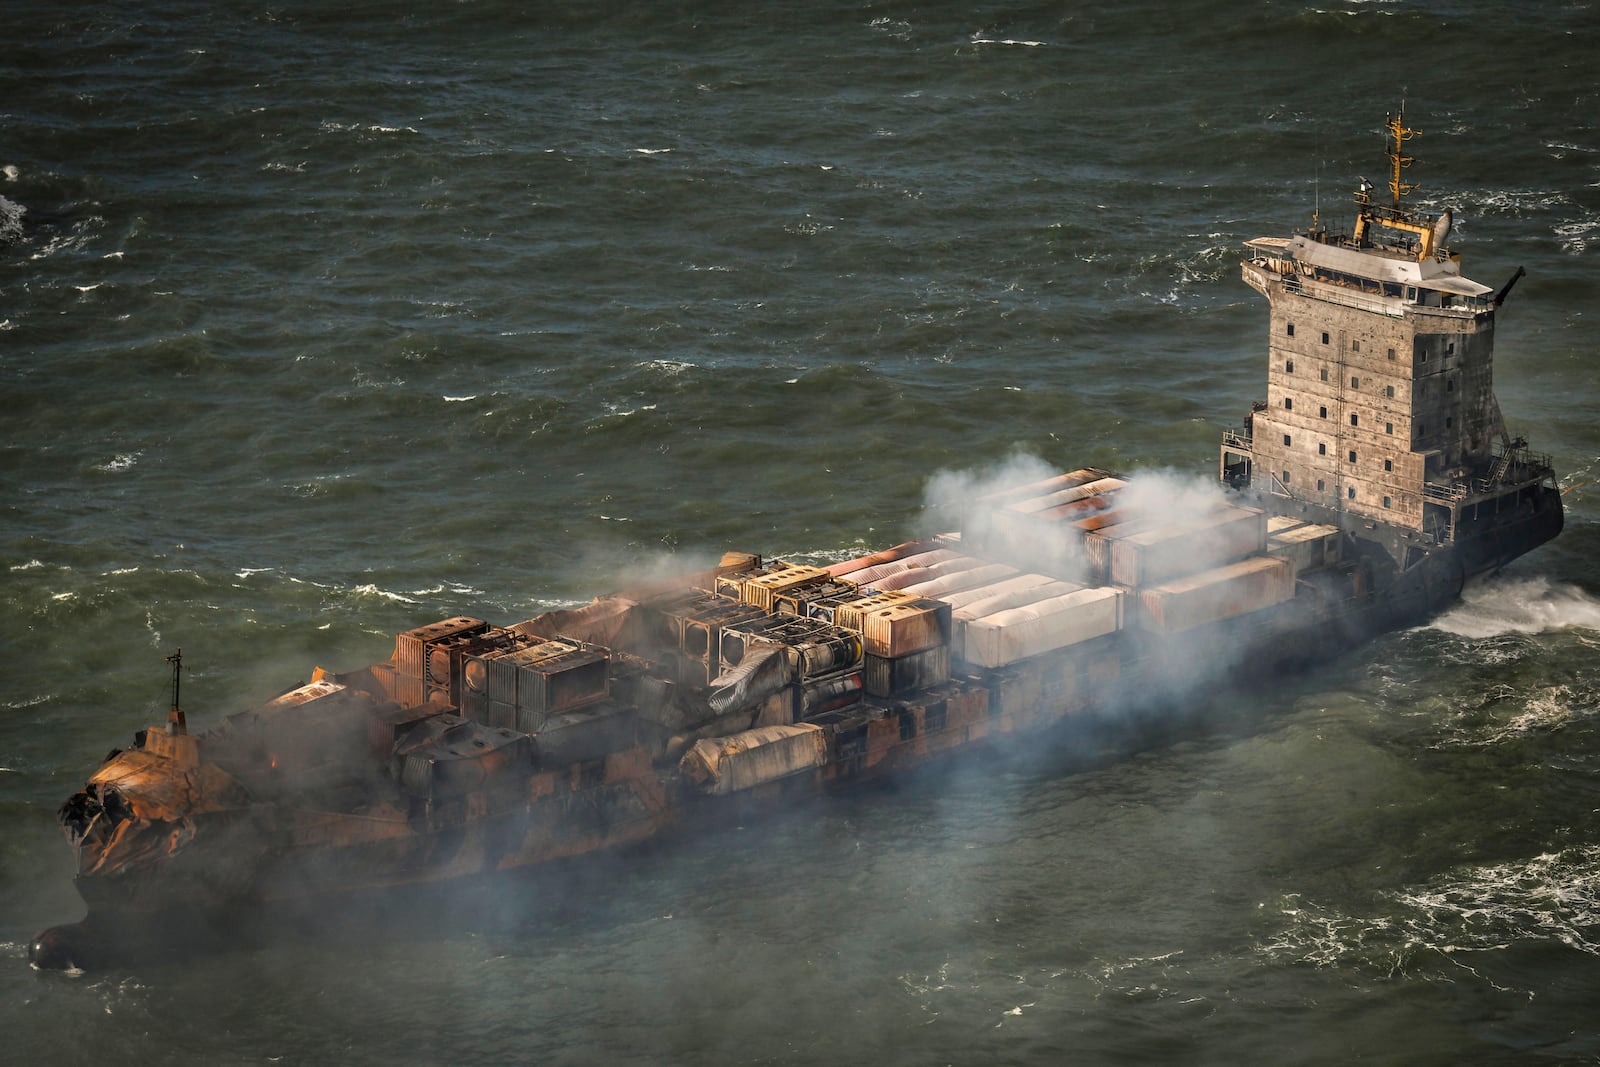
[443, 394, 478, 402]
[94, 452, 140, 472]
[10, 559, 47, 571]
[351, 584, 418, 604]
[1429, 576, 1600, 638]
[634, 148, 672, 155]
[971, 37, 1044, 46]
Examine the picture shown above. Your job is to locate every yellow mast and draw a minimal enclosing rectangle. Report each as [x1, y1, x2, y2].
[1387, 110, 1419, 207]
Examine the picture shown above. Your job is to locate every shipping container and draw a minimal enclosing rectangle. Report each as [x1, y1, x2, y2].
[795, 670, 865, 717]
[894, 561, 1020, 600]
[935, 572, 1061, 611]
[825, 540, 932, 580]
[1267, 522, 1341, 578]
[858, 597, 952, 658]
[392, 616, 489, 680]
[1108, 505, 1267, 588]
[740, 561, 831, 611]
[843, 549, 963, 590]
[863, 645, 951, 698]
[1083, 519, 1157, 581]
[534, 701, 641, 767]
[771, 579, 859, 617]
[1137, 555, 1296, 634]
[961, 587, 1125, 669]
[865, 555, 988, 593]
[678, 724, 829, 795]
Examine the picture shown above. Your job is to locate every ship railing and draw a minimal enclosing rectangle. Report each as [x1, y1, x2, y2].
[1220, 428, 1253, 452]
[1281, 273, 1403, 318]
[1422, 481, 1468, 503]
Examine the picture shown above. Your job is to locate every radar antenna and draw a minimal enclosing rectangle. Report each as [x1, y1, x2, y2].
[165, 648, 187, 735]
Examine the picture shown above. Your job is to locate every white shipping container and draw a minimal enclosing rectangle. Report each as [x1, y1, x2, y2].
[868, 555, 988, 593]
[896, 562, 1019, 599]
[844, 549, 962, 590]
[1138, 556, 1295, 633]
[936, 572, 1060, 610]
[1108, 506, 1267, 588]
[962, 587, 1125, 669]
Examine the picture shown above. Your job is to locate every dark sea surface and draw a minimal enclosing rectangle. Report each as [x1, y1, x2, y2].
[4, 1, 1599, 1062]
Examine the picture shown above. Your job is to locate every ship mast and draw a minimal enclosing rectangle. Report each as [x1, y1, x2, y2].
[1386, 110, 1418, 207]
[166, 648, 187, 735]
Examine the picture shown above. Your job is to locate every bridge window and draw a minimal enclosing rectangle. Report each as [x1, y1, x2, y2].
[1386, 422, 1393, 434]
[1319, 405, 1328, 418]
[1321, 332, 1330, 344]
[1283, 434, 1292, 446]
[1384, 459, 1393, 472]
[1318, 443, 1326, 455]
[1350, 414, 1359, 427]
[1349, 450, 1357, 463]
[1287, 323, 1295, 337]
[1284, 397, 1293, 410]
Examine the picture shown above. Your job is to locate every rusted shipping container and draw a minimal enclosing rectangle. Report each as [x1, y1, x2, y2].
[843, 549, 963, 590]
[858, 597, 952, 659]
[1108, 505, 1267, 588]
[1137, 555, 1296, 633]
[679, 724, 829, 795]
[961, 587, 1125, 669]
[1083, 519, 1156, 581]
[739, 562, 832, 611]
[770, 579, 859, 617]
[863, 645, 950, 698]
[393, 616, 489, 680]
[825, 540, 932, 580]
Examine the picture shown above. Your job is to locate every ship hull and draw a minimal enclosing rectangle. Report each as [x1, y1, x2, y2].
[52, 486, 1561, 947]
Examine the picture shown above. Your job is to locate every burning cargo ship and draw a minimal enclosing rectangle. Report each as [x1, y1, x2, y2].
[32, 114, 1563, 969]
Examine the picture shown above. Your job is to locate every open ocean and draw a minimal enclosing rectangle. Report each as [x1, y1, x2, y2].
[4, 1, 1599, 1062]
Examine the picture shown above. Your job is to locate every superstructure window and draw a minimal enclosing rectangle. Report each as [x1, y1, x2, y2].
[1285, 359, 1294, 373]
[1283, 434, 1292, 446]
[1388, 347, 1396, 360]
[1385, 385, 1395, 398]
[1447, 379, 1455, 392]
[1282, 470, 1291, 484]
[1348, 487, 1356, 500]
[1348, 450, 1357, 463]
[1352, 340, 1360, 352]
[1447, 342, 1455, 355]
[1383, 496, 1392, 508]
[1320, 368, 1329, 382]
[1384, 459, 1393, 472]
[1284, 397, 1293, 410]
[1446, 416, 1453, 428]
[1318, 443, 1327, 455]
[1316, 479, 1325, 491]
[1351, 375, 1360, 388]
[1350, 414, 1359, 427]
[1287, 324, 1295, 337]
[1319, 405, 1328, 418]
[1321, 332, 1330, 344]
[1386, 422, 1393, 434]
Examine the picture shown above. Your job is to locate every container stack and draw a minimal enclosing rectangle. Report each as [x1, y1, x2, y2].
[1137, 555, 1296, 633]
[826, 591, 953, 698]
[1265, 519, 1342, 579]
[386, 616, 490, 709]
[461, 637, 609, 733]
[960, 468, 1127, 575]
